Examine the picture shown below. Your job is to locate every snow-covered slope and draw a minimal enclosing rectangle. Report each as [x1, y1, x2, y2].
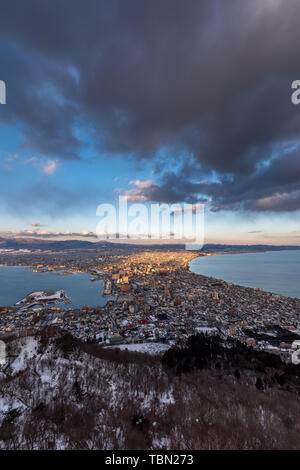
[0, 330, 300, 450]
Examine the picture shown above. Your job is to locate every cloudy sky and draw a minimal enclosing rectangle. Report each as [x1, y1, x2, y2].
[1, 0, 300, 244]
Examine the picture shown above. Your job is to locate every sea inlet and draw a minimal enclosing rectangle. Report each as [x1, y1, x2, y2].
[0, 266, 108, 308]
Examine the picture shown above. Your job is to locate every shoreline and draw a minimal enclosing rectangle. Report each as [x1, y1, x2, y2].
[0, 264, 108, 309]
[1, 251, 299, 305]
[0, 250, 299, 361]
[187, 250, 300, 301]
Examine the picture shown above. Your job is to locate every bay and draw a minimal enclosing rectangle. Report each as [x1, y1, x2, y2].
[189, 250, 300, 299]
[0, 266, 108, 308]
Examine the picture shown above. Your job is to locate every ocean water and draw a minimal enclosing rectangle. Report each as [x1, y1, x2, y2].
[0, 266, 108, 308]
[189, 250, 300, 299]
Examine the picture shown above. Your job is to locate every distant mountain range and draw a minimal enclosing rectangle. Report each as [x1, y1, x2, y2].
[0, 236, 300, 252]
[0, 237, 101, 251]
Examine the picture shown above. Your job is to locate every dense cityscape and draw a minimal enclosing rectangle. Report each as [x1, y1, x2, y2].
[1, 246, 300, 362]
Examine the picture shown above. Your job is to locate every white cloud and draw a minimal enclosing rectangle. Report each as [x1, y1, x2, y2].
[129, 179, 153, 189]
[42, 159, 58, 175]
[119, 179, 154, 202]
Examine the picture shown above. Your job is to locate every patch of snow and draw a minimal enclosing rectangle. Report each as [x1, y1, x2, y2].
[160, 391, 175, 405]
[10, 337, 38, 373]
[16, 289, 68, 306]
[195, 327, 218, 334]
[108, 342, 171, 355]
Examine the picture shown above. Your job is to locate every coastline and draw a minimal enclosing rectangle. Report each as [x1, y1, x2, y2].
[0, 249, 299, 362]
[188, 250, 300, 300]
[0, 265, 108, 309]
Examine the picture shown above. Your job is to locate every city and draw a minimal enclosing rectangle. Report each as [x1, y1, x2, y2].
[1, 248, 299, 362]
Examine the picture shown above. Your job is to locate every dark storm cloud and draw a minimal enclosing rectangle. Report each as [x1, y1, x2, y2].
[126, 145, 300, 211]
[1, 0, 300, 210]
[0, 44, 81, 158]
